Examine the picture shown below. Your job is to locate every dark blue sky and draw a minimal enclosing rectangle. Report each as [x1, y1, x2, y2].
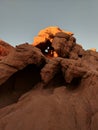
[0, 0, 98, 50]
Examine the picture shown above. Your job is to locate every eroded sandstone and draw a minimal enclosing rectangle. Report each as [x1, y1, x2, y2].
[0, 27, 98, 130]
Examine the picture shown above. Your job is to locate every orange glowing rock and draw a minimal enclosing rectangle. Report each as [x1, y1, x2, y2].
[32, 26, 74, 58]
[90, 48, 96, 51]
[33, 26, 73, 46]
[33, 36, 47, 45]
[53, 51, 58, 57]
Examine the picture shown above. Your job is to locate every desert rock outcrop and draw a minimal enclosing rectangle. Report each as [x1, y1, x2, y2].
[0, 27, 98, 130]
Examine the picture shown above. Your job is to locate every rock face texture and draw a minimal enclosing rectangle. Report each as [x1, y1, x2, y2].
[0, 27, 98, 130]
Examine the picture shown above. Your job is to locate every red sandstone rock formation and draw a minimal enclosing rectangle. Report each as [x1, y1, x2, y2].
[0, 27, 98, 130]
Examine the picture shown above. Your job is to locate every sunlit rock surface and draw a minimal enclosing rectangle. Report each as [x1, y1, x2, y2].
[0, 27, 98, 130]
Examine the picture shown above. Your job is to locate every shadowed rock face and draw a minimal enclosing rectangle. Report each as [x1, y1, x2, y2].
[0, 64, 41, 108]
[0, 27, 98, 130]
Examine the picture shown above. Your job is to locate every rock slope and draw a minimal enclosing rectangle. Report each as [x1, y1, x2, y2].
[0, 27, 98, 130]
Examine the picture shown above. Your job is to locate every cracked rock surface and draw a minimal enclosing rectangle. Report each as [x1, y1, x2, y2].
[0, 27, 98, 130]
